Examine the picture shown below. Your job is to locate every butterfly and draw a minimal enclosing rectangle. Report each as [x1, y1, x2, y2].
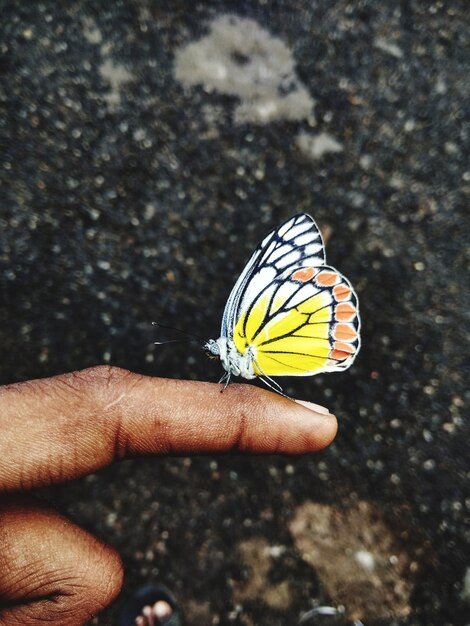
[204, 214, 361, 393]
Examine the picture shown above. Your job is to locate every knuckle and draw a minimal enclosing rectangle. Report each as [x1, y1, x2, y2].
[70, 365, 132, 392]
[0, 366, 130, 404]
[54, 367, 142, 463]
[53, 366, 137, 411]
[0, 501, 123, 625]
[1, 366, 132, 405]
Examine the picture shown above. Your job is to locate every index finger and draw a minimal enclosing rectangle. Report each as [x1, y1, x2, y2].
[0, 366, 337, 492]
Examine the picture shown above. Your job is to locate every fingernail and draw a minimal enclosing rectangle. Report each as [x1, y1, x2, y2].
[295, 399, 331, 415]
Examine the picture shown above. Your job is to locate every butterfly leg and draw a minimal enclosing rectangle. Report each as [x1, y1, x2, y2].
[261, 375, 284, 394]
[253, 358, 283, 392]
[218, 371, 230, 385]
[259, 377, 292, 399]
[254, 359, 292, 400]
[218, 371, 232, 392]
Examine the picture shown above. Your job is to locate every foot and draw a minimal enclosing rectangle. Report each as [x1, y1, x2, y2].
[135, 600, 173, 626]
[118, 584, 183, 626]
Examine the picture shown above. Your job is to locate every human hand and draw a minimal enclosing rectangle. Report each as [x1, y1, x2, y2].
[0, 366, 337, 625]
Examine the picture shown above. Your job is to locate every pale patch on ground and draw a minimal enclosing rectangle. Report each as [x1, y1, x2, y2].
[296, 132, 343, 160]
[181, 598, 213, 624]
[288, 501, 415, 621]
[374, 37, 404, 59]
[174, 15, 315, 125]
[99, 59, 133, 111]
[232, 537, 292, 610]
[81, 17, 102, 44]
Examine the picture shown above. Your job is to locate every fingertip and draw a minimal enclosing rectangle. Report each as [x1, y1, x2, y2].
[287, 399, 338, 452]
[294, 398, 338, 446]
[221, 384, 339, 454]
[316, 410, 338, 449]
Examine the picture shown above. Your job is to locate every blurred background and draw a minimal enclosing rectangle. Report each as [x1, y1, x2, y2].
[0, 1, 468, 625]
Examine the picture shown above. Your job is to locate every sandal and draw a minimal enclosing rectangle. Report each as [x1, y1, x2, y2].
[298, 606, 365, 626]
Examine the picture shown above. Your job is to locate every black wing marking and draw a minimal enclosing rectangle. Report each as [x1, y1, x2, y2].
[220, 214, 325, 337]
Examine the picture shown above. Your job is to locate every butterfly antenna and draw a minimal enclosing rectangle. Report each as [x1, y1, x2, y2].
[154, 339, 185, 345]
[152, 321, 205, 344]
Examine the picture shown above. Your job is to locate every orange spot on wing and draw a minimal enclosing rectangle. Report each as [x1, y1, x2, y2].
[316, 271, 339, 286]
[330, 349, 351, 361]
[334, 341, 355, 354]
[334, 323, 357, 341]
[292, 267, 316, 282]
[335, 302, 357, 321]
[333, 284, 352, 301]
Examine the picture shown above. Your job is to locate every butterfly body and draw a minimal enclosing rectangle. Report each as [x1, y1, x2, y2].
[205, 214, 361, 387]
[205, 337, 257, 379]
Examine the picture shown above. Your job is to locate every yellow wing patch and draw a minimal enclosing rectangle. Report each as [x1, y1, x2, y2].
[232, 265, 360, 377]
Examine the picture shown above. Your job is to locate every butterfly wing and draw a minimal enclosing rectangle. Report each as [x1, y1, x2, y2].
[221, 214, 326, 338]
[221, 213, 360, 377]
[232, 264, 361, 376]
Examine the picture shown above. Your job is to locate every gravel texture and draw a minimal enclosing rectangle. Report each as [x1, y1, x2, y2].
[0, 2, 469, 625]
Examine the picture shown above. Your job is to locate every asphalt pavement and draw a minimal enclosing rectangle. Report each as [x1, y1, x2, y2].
[0, 2, 469, 625]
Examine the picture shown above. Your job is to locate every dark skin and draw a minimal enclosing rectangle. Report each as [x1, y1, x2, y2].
[0, 365, 337, 626]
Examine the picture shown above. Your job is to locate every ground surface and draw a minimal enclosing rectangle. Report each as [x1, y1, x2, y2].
[0, 1, 469, 625]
